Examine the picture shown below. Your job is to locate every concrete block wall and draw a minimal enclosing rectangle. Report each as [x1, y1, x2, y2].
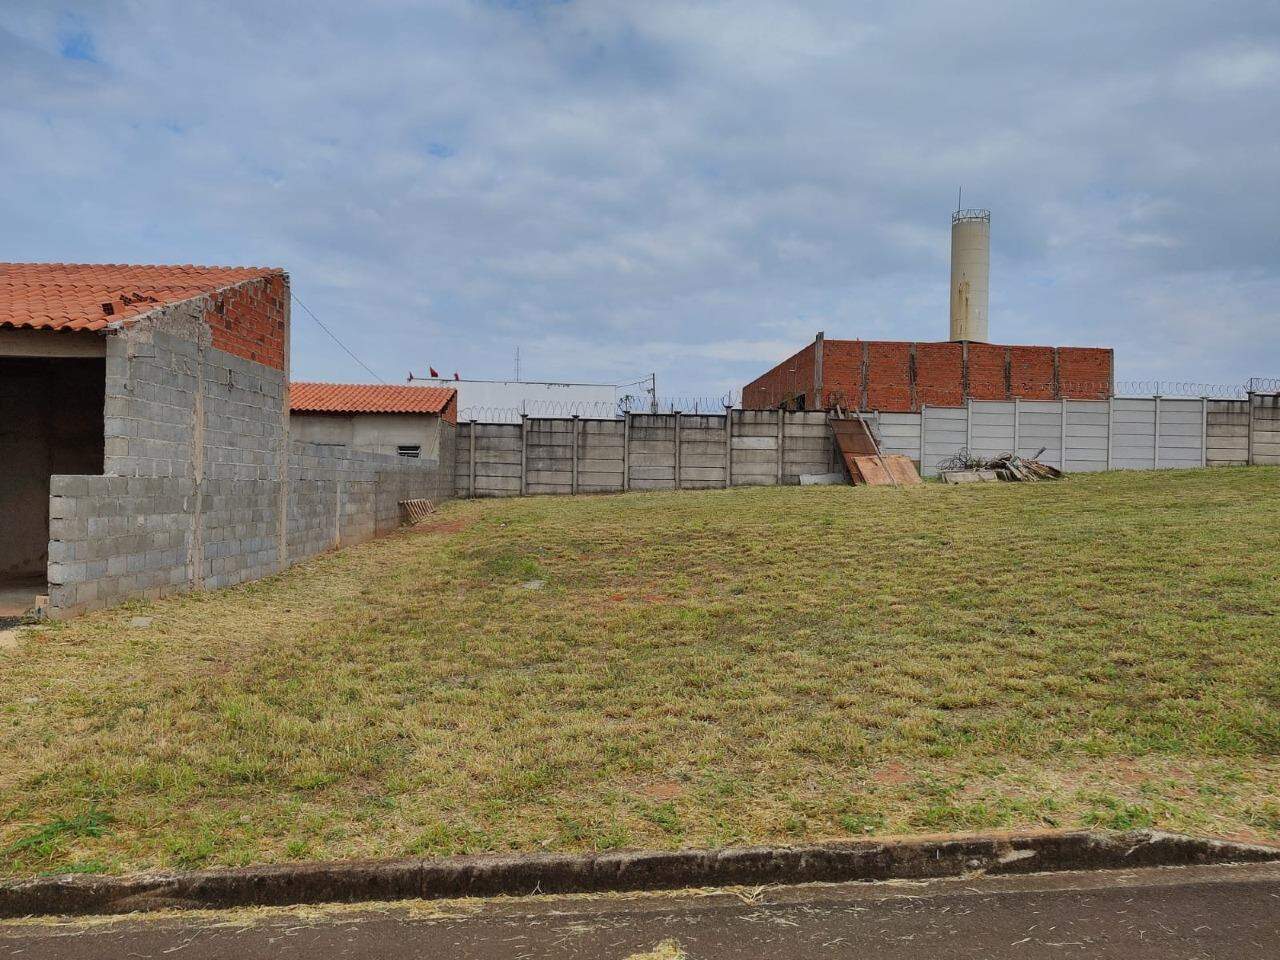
[628, 415, 677, 490]
[874, 412, 922, 462]
[457, 411, 838, 496]
[729, 411, 783, 487]
[1206, 401, 1249, 466]
[1064, 401, 1110, 473]
[678, 414, 730, 489]
[967, 401, 1016, 462]
[1016, 401, 1065, 468]
[452, 395, 1275, 496]
[1250, 393, 1280, 465]
[286, 429, 456, 565]
[455, 422, 522, 497]
[779, 411, 832, 484]
[579, 419, 626, 493]
[46, 277, 455, 619]
[199, 347, 287, 591]
[47, 476, 194, 613]
[525, 419, 575, 495]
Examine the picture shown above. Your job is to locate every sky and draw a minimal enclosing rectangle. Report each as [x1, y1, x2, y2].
[2, 1, 1278, 400]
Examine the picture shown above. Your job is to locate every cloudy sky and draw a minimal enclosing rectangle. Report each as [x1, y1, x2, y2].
[3, 2, 1277, 398]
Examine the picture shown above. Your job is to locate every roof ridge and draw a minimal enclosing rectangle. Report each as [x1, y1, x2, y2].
[0, 262, 284, 272]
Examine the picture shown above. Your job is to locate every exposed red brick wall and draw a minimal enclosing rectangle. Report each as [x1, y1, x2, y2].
[915, 342, 965, 407]
[442, 391, 458, 425]
[966, 342, 1008, 401]
[745, 338, 1112, 413]
[205, 272, 288, 370]
[1009, 346, 1056, 400]
[1057, 347, 1113, 400]
[865, 341, 913, 412]
[742, 341, 816, 409]
[819, 339, 863, 408]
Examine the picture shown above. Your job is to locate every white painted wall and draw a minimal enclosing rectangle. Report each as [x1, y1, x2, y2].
[291, 412, 443, 461]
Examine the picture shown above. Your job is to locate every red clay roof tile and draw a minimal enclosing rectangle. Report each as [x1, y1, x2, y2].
[0, 262, 283, 333]
[290, 382, 457, 416]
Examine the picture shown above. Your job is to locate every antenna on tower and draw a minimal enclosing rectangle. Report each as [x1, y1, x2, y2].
[957, 186, 962, 213]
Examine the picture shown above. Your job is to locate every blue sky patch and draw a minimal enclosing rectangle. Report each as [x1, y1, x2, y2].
[57, 13, 98, 63]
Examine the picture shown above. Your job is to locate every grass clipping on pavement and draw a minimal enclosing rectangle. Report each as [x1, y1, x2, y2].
[1, 467, 1278, 877]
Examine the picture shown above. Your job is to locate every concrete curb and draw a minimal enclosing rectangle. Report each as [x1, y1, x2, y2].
[2, 829, 1277, 918]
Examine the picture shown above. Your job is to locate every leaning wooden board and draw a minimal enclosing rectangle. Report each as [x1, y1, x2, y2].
[851, 454, 921, 486]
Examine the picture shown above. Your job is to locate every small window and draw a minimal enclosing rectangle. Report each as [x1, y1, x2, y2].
[396, 445, 421, 459]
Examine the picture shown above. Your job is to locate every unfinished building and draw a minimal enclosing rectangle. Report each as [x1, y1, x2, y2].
[0, 263, 452, 620]
[742, 334, 1115, 412]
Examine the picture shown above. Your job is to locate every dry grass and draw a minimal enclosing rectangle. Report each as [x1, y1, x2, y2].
[1, 467, 1278, 877]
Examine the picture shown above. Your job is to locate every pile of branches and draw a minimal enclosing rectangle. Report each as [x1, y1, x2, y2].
[938, 447, 1064, 481]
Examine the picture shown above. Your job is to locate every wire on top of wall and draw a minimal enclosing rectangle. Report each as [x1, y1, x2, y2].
[290, 292, 386, 384]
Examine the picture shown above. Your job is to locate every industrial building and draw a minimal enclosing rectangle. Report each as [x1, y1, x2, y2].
[743, 208, 1114, 412]
[409, 374, 657, 422]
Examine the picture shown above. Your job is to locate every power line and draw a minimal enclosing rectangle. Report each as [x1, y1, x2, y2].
[290, 292, 386, 384]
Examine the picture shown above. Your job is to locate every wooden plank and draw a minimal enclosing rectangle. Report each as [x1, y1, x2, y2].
[850, 456, 891, 485]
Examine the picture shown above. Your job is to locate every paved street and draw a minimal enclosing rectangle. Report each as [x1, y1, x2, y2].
[3, 862, 1278, 959]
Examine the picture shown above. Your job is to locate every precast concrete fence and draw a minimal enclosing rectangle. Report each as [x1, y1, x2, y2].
[454, 394, 1280, 497]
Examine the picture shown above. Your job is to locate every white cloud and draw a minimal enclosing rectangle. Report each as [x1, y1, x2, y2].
[1, 0, 1277, 394]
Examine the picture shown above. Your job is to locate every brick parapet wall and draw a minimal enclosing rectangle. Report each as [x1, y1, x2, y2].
[206, 273, 288, 371]
[741, 342, 817, 410]
[914, 342, 965, 407]
[744, 339, 1114, 413]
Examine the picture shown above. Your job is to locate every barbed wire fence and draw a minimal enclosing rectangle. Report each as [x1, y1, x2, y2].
[459, 393, 742, 423]
[460, 380, 1277, 423]
[744, 377, 1277, 411]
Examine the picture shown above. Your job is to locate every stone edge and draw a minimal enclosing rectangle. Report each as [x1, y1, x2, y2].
[2, 829, 1278, 919]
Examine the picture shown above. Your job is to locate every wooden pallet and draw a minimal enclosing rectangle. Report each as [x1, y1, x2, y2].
[399, 499, 436, 524]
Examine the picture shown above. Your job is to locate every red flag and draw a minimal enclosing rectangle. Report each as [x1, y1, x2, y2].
[429, 366, 439, 378]
[453, 371, 460, 381]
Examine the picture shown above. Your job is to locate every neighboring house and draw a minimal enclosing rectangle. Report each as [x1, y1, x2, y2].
[290, 383, 458, 462]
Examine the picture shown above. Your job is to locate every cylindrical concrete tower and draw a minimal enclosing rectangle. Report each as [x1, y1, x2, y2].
[950, 208, 990, 342]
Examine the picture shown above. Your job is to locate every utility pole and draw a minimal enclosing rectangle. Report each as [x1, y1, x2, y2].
[649, 373, 658, 414]
[515, 347, 520, 382]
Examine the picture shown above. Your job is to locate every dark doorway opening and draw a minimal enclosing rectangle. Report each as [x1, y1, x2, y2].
[0, 356, 105, 617]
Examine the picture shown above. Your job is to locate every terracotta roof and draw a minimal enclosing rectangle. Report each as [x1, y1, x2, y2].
[0, 262, 283, 333]
[290, 382, 458, 415]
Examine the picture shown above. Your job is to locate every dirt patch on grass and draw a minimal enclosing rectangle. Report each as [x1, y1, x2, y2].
[635, 781, 685, 801]
[416, 519, 473, 536]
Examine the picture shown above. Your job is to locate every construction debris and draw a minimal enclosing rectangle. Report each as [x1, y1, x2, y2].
[828, 409, 922, 486]
[799, 472, 847, 486]
[939, 448, 1065, 483]
[941, 469, 1001, 484]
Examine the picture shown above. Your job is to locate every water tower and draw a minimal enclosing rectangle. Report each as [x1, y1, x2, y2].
[950, 208, 990, 342]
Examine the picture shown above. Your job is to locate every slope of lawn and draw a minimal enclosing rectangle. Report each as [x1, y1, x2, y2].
[1, 467, 1278, 876]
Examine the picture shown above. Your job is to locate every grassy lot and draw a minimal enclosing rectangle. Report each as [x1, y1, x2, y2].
[2, 467, 1278, 876]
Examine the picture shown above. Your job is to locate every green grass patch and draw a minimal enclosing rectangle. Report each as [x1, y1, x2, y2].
[1, 467, 1278, 876]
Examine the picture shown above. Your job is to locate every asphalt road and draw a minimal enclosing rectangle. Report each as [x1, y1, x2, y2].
[3, 862, 1278, 959]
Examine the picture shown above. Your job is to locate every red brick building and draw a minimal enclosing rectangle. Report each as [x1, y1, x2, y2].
[742, 334, 1113, 413]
